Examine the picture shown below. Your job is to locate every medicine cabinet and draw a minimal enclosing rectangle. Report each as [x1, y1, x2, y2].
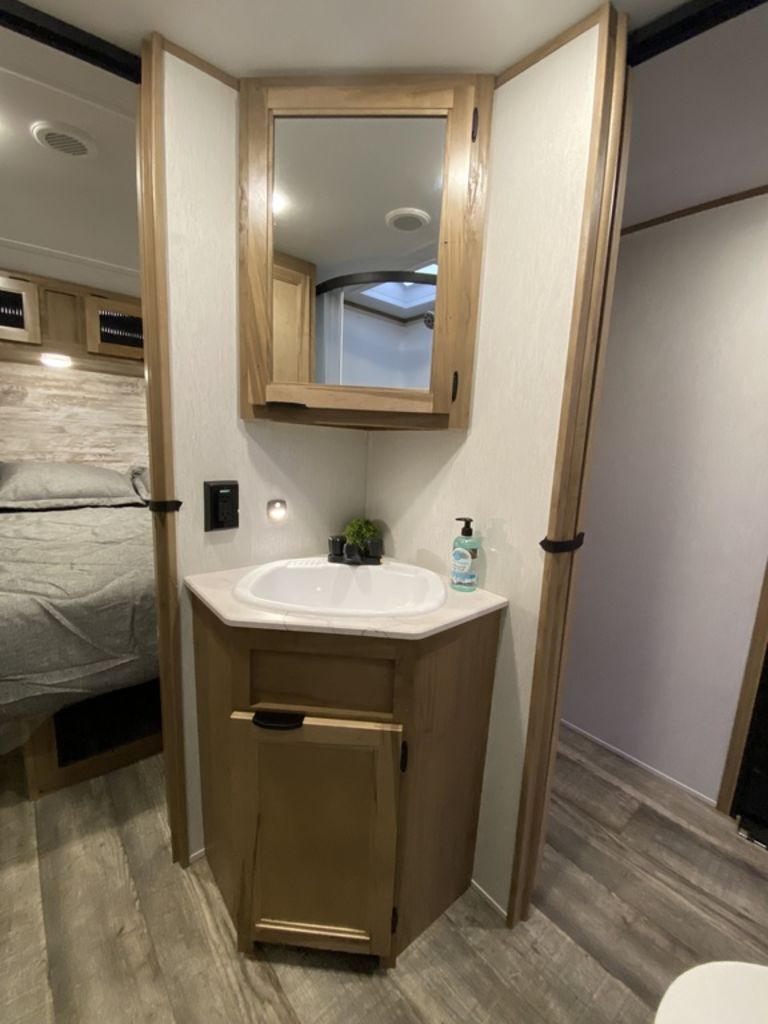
[239, 75, 493, 430]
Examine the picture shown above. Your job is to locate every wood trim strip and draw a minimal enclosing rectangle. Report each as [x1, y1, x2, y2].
[507, 3, 629, 927]
[718, 560, 768, 813]
[265, 381, 433, 413]
[495, 4, 606, 87]
[158, 36, 239, 91]
[622, 184, 768, 236]
[137, 34, 190, 866]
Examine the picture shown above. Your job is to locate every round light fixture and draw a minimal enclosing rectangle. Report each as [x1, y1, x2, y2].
[40, 352, 73, 369]
[31, 121, 97, 159]
[385, 207, 431, 232]
[272, 191, 290, 216]
[267, 499, 287, 522]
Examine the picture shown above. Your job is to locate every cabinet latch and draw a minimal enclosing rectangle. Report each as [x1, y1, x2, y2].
[400, 741, 409, 773]
[391, 907, 399, 934]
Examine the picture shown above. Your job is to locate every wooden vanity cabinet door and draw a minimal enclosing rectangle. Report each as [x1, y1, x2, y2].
[229, 711, 402, 957]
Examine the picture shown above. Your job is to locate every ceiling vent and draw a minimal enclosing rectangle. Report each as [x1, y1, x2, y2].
[385, 207, 431, 232]
[31, 121, 97, 159]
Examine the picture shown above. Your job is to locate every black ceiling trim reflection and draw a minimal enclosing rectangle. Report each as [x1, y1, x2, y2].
[0, 0, 140, 82]
[628, 0, 768, 66]
[316, 271, 437, 296]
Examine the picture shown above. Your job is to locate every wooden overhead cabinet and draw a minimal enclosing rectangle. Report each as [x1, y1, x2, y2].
[85, 294, 145, 361]
[0, 274, 41, 345]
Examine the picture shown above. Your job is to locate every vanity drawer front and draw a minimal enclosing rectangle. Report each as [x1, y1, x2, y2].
[250, 651, 394, 716]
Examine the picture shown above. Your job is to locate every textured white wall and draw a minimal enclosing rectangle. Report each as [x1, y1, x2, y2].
[562, 195, 768, 802]
[162, 55, 367, 854]
[366, 28, 600, 908]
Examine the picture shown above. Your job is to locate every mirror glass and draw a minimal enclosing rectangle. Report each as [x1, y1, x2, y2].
[272, 116, 446, 389]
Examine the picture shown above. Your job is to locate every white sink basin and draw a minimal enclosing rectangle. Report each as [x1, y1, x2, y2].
[233, 557, 446, 618]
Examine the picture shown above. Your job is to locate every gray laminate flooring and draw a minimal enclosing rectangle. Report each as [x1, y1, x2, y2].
[2, 725, 767, 1024]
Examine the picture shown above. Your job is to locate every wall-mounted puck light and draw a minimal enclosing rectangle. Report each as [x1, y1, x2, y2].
[385, 207, 431, 232]
[267, 499, 288, 522]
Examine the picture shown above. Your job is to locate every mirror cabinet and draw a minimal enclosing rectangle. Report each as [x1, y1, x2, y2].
[239, 76, 493, 430]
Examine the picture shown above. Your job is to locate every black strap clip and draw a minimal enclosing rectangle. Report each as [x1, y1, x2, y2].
[540, 532, 585, 554]
[148, 499, 183, 513]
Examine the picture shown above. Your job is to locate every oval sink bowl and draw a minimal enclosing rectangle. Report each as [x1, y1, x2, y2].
[233, 557, 446, 618]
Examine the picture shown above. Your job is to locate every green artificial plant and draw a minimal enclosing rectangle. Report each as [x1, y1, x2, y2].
[343, 517, 381, 548]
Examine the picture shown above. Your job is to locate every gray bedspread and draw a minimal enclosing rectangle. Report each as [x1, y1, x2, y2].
[0, 506, 158, 752]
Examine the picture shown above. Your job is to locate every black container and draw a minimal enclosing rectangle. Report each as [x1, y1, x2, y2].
[328, 534, 345, 557]
[365, 537, 383, 560]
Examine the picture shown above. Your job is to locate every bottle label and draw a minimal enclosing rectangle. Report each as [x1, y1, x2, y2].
[451, 548, 477, 586]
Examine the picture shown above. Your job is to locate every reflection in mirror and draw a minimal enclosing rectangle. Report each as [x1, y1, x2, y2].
[272, 117, 446, 390]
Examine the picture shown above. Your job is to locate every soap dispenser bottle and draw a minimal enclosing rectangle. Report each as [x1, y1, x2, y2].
[450, 517, 480, 592]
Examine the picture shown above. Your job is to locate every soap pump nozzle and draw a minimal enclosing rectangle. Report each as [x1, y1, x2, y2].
[456, 517, 474, 537]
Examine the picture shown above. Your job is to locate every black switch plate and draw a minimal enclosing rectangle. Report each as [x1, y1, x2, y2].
[204, 481, 239, 531]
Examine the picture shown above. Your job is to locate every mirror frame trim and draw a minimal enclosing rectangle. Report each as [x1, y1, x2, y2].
[239, 74, 493, 429]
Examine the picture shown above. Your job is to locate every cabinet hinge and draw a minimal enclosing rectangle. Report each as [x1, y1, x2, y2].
[391, 906, 399, 933]
[400, 740, 409, 773]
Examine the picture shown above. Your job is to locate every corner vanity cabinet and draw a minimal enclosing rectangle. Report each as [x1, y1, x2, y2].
[189, 585, 503, 963]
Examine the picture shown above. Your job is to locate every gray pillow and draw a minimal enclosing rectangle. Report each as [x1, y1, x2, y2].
[0, 461, 145, 511]
[130, 465, 152, 502]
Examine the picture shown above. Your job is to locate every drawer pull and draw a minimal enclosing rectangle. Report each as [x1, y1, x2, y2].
[252, 710, 305, 730]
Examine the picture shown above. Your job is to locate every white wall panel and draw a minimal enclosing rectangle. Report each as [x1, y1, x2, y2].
[366, 28, 600, 908]
[162, 54, 367, 854]
[563, 195, 768, 801]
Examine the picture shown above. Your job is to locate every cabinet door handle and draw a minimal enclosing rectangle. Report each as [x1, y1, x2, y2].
[252, 710, 305, 730]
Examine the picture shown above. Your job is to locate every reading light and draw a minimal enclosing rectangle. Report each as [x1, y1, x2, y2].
[267, 499, 287, 522]
[40, 352, 72, 369]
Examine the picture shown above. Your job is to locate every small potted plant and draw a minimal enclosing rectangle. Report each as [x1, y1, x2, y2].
[343, 517, 383, 564]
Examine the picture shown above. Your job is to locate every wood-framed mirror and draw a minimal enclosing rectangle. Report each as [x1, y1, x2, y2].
[239, 76, 493, 430]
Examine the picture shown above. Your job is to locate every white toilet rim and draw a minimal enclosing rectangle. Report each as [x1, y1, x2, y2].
[655, 961, 768, 1024]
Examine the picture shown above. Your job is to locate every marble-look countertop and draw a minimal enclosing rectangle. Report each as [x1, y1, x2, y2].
[184, 564, 507, 640]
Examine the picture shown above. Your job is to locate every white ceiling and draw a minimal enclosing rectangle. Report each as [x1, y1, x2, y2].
[0, 29, 139, 295]
[274, 117, 445, 282]
[623, 3, 768, 226]
[28, 0, 680, 77]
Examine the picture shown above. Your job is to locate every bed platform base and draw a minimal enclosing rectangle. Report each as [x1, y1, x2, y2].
[22, 679, 163, 799]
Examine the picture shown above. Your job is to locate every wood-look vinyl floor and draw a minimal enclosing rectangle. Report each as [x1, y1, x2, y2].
[2, 724, 767, 1024]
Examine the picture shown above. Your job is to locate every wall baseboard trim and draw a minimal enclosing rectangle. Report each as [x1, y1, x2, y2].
[561, 719, 716, 806]
[470, 878, 506, 918]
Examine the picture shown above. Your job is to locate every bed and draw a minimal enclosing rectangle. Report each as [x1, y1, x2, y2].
[0, 461, 158, 756]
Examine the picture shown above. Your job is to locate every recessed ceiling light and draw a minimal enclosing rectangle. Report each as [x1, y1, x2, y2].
[272, 191, 290, 215]
[31, 121, 97, 159]
[40, 352, 72, 368]
[385, 207, 431, 232]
